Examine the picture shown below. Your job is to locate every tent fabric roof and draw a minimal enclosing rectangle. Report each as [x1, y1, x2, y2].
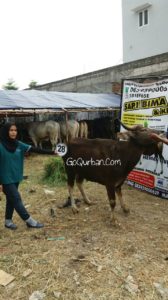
[0, 90, 120, 110]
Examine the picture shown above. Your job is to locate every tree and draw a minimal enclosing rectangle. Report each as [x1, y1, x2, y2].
[2, 78, 18, 90]
[28, 80, 38, 89]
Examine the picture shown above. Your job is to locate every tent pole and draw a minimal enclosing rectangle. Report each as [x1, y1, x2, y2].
[33, 110, 36, 121]
[65, 110, 68, 144]
[5, 112, 9, 122]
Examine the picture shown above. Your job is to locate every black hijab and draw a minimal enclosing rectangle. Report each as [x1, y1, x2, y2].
[0, 122, 18, 153]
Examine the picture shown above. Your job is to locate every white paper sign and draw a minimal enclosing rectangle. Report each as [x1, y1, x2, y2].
[121, 79, 168, 199]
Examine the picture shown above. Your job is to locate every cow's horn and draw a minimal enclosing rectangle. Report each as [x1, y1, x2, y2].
[150, 133, 168, 145]
[119, 120, 137, 131]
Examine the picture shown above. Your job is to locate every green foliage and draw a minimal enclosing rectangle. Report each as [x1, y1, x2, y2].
[29, 80, 38, 89]
[42, 157, 67, 186]
[2, 78, 18, 90]
[144, 120, 148, 128]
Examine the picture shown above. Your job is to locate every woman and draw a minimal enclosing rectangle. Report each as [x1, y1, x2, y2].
[0, 122, 57, 230]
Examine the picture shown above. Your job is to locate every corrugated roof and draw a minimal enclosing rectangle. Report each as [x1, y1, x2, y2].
[0, 90, 120, 110]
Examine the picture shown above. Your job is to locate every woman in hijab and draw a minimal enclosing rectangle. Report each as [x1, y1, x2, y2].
[0, 122, 57, 230]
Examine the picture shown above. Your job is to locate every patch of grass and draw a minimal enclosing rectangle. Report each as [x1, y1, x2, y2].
[42, 156, 67, 186]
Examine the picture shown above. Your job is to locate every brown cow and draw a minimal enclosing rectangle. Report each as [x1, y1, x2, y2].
[62, 122, 167, 224]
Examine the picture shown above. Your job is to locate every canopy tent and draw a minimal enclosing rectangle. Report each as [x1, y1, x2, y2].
[0, 90, 120, 116]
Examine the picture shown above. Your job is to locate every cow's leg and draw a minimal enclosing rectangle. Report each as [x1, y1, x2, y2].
[39, 141, 43, 149]
[55, 133, 58, 147]
[75, 123, 80, 138]
[67, 171, 79, 213]
[160, 155, 164, 174]
[49, 135, 54, 150]
[50, 135, 57, 150]
[76, 175, 92, 205]
[154, 155, 159, 173]
[51, 141, 55, 151]
[115, 186, 130, 214]
[155, 154, 164, 175]
[139, 156, 142, 165]
[106, 185, 117, 225]
[31, 137, 38, 148]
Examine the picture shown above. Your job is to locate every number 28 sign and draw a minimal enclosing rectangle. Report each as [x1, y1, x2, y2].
[55, 143, 68, 157]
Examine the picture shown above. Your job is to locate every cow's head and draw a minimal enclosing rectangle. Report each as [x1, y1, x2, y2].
[119, 121, 166, 147]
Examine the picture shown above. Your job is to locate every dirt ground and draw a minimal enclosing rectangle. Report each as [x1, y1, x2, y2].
[0, 154, 168, 300]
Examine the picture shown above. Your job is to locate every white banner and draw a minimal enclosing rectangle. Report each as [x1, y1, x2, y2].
[121, 79, 168, 199]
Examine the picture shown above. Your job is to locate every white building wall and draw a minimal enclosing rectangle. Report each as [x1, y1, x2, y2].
[122, 0, 168, 62]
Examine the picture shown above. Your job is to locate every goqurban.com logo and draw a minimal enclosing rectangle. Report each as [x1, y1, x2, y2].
[66, 157, 121, 167]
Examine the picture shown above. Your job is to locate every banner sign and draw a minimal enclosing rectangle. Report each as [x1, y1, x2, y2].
[121, 79, 168, 199]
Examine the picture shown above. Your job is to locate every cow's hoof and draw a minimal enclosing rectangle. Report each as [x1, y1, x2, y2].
[111, 217, 119, 227]
[72, 206, 79, 214]
[85, 200, 92, 206]
[123, 207, 130, 215]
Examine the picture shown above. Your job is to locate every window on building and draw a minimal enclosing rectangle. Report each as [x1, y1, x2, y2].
[144, 9, 148, 25]
[139, 9, 149, 27]
[139, 11, 143, 26]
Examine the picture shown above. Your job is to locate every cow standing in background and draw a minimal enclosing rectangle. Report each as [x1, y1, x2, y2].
[79, 121, 88, 138]
[27, 120, 60, 150]
[62, 122, 167, 225]
[60, 120, 79, 142]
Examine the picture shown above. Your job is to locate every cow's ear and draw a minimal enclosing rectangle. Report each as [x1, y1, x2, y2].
[129, 130, 156, 146]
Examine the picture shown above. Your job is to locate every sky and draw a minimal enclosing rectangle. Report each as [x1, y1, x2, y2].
[0, 0, 123, 90]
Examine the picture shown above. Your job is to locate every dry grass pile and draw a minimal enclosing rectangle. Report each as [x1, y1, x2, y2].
[0, 154, 168, 300]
